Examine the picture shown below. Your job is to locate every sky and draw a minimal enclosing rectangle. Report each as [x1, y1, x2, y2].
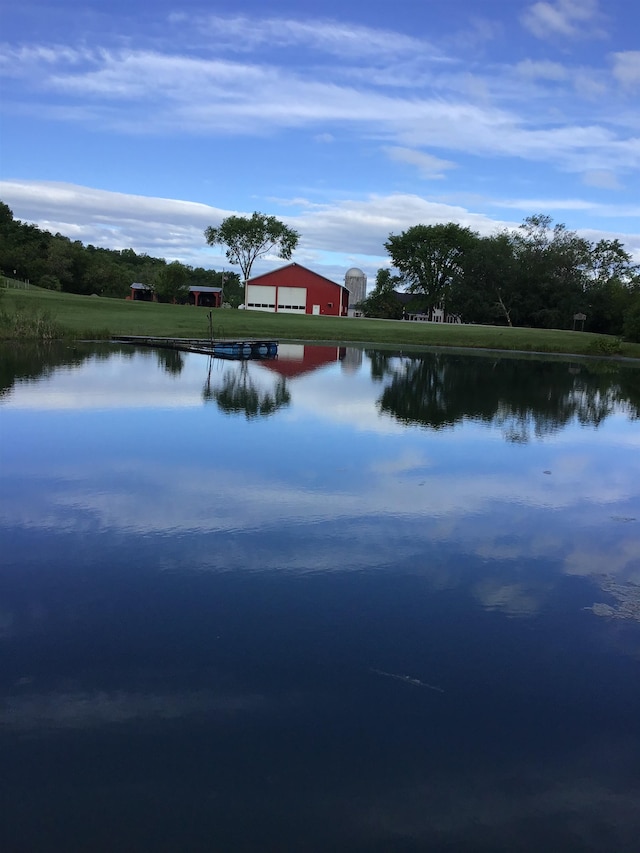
[1, 0, 639, 286]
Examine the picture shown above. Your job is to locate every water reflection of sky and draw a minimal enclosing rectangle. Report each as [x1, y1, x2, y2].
[1, 345, 640, 851]
[2, 350, 639, 584]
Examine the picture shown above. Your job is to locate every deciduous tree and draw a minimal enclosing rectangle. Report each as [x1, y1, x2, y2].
[385, 223, 476, 312]
[509, 215, 591, 328]
[204, 212, 299, 284]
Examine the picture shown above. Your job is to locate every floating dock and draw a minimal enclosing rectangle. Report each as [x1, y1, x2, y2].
[113, 336, 278, 360]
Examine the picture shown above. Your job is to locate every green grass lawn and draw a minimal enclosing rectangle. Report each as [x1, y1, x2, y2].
[2, 285, 640, 358]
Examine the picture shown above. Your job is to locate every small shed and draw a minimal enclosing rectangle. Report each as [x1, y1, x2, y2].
[129, 282, 155, 301]
[129, 283, 222, 306]
[188, 286, 222, 308]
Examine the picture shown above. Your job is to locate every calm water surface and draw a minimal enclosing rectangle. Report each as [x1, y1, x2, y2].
[1, 342, 640, 852]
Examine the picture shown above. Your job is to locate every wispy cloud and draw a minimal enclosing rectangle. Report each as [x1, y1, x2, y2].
[515, 59, 570, 81]
[488, 196, 640, 216]
[1, 11, 637, 181]
[611, 51, 640, 89]
[179, 14, 445, 63]
[521, 0, 605, 40]
[384, 147, 457, 179]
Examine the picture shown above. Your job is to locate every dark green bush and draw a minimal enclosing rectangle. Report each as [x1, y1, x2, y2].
[586, 336, 622, 355]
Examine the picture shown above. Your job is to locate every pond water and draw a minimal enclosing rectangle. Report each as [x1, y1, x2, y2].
[1, 341, 640, 852]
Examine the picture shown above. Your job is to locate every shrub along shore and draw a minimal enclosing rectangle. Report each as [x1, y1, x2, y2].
[2, 285, 640, 359]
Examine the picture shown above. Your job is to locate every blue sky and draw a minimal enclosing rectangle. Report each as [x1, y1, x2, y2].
[1, 0, 639, 285]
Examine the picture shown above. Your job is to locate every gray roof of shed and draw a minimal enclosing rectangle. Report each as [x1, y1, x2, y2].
[131, 283, 221, 293]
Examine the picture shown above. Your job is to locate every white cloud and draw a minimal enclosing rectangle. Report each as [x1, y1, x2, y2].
[522, 0, 604, 40]
[515, 59, 570, 81]
[384, 147, 457, 179]
[0, 179, 233, 266]
[489, 196, 640, 216]
[288, 193, 518, 255]
[185, 14, 444, 64]
[611, 51, 640, 89]
[0, 179, 518, 271]
[3, 179, 640, 273]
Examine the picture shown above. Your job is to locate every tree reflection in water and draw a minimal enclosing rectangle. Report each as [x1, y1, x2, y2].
[203, 360, 291, 419]
[155, 347, 185, 376]
[0, 342, 133, 399]
[369, 351, 640, 441]
[1, 344, 638, 438]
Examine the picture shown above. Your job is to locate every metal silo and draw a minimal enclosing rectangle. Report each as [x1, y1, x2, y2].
[344, 268, 367, 313]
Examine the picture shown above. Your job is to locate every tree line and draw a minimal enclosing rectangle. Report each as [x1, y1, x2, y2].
[0, 202, 243, 306]
[360, 216, 640, 340]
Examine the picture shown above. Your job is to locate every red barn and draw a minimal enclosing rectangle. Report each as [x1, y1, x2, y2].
[245, 263, 349, 316]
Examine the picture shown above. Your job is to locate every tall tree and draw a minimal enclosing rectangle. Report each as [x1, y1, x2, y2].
[204, 212, 300, 284]
[385, 223, 476, 312]
[509, 215, 591, 329]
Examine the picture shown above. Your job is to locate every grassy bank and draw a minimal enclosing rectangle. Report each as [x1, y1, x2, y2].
[2, 285, 640, 358]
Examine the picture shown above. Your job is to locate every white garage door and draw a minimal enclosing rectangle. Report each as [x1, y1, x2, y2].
[246, 284, 276, 312]
[277, 286, 307, 313]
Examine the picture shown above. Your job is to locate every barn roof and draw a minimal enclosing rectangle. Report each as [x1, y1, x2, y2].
[130, 283, 221, 293]
[247, 262, 347, 290]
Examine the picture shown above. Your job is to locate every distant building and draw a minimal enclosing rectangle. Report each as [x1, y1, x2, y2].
[187, 286, 222, 308]
[128, 283, 222, 307]
[245, 263, 349, 317]
[129, 282, 155, 301]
